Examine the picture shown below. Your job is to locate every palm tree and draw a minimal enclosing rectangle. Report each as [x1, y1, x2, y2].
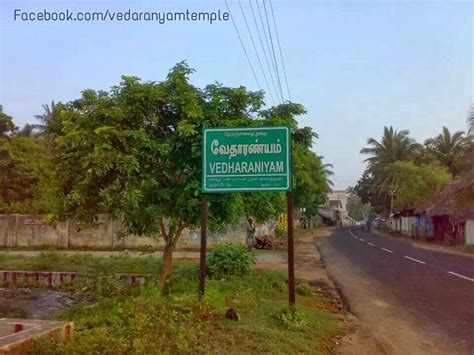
[34, 101, 55, 131]
[468, 105, 474, 135]
[424, 127, 471, 176]
[33, 101, 64, 156]
[319, 155, 334, 188]
[360, 126, 421, 176]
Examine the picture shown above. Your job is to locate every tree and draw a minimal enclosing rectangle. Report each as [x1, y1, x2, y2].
[347, 194, 371, 221]
[52, 63, 326, 292]
[292, 152, 333, 217]
[424, 127, 471, 176]
[360, 126, 421, 177]
[0, 111, 16, 137]
[258, 102, 331, 217]
[0, 135, 51, 213]
[382, 161, 452, 210]
[34, 101, 67, 155]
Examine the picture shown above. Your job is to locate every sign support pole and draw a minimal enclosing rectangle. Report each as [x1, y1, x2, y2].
[199, 193, 207, 297]
[287, 191, 295, 306]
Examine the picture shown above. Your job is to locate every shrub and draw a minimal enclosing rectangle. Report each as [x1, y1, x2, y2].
[276, 307, 307, 328]
[207, 243, 256, 278]
[296, 281, 314, 296]
[274, 224, 287, 239]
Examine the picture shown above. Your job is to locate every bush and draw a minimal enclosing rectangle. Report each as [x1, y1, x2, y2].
[274, 224, 287, 239]
[33, 285, 200, 354]
[296, 281, 314, 296]
[276, 307, 307, 328]
[207, 243, 256, 278]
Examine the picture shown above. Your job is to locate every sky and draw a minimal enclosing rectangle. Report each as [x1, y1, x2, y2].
[1, 0, 472, 189]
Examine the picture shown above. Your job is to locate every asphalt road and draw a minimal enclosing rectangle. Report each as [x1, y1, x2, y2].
[315, 227, 474, 355]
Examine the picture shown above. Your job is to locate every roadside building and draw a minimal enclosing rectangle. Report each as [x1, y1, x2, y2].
[391, 209, 415, 236]
[415, 181, 474, 245]
[318, 190, 351, 225]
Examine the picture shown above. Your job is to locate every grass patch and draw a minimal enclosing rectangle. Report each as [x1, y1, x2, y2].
[0, 251, 163, 275]
[13, 255, 349, 354]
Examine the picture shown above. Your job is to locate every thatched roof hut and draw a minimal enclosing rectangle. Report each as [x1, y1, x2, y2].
[415, 180, 474, 225]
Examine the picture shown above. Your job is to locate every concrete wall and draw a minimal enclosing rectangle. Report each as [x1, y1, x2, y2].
[0, 214, 276, 250]
[391, 216, 415, 236]
[466, 220, 474, 245]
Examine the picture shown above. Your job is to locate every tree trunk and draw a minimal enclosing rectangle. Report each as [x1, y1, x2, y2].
[158, 242, 174, 294]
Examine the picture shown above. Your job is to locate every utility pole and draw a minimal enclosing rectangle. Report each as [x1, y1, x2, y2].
[389, 190, 396, 216]
[389, 190, 396, 230]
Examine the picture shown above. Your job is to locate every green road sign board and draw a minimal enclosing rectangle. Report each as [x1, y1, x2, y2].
[202, 126, 291, 193]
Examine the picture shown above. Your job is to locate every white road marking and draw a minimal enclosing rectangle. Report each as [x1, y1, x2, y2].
[359, 238, 365, 241]
[381, 248, 393, 253]
[367, 242, 375, 247]
[404, 256, 426, 265]
[448, 271, 474, 282]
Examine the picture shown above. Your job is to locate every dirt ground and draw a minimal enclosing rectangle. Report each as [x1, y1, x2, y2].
[254, 227, 382, 354]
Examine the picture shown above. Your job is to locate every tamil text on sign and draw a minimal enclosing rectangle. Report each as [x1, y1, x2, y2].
[202, 126, 291, 193]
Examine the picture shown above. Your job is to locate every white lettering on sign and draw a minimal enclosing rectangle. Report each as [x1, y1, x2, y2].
[209, 161, 284, 175]
[210, 139, 282, 159]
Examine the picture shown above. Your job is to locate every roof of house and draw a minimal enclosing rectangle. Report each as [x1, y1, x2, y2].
[317, 209, 334, 220]
[392, 208, 416, 218]
[415, 180, 474, 225]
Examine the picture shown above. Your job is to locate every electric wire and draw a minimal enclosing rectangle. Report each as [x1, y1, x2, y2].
[249, 0, 281, 104]
[224, 0, 262, 90]
[263, 0, 285, 102]
[237, 0, 275, 105]
[255, 0, 284, 103]
[269, 0, 291, 101]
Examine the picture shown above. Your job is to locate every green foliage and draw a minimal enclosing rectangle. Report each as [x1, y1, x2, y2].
[360, 126, 422, 176]
[0, 251, 163, 276]
[256, 103, 332, 216]
[276, 307, 308, 328]
[241, 192, 285, 223]
[383, 161, 452, 210]
[424, 126, 472, 176]
[207, 243, 256, 277]
[52, 63, 305, 241]
[35, 285, 200, 354]
[0, 136, 56, 213]
[295, 281, 314, 296]
[468, 105, 474, 135]
[346, 194, 371, 221]
[31, 264, 345, 354]
[274, 223, 287, 239]
[357, 125, 472, 215]
[0, 111, 16, 136]
[293, 150, 333, 216]
[0, 63, 334, 289]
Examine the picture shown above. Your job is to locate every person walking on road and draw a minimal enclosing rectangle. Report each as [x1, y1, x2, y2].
[246, 218, 256, 251]
[366, 219, 372, 233]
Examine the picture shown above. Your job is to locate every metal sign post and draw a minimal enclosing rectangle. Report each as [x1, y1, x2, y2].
[199, 194, 207, 297]
[287, 191, 295, 306]
[200, 126, 294, 305]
